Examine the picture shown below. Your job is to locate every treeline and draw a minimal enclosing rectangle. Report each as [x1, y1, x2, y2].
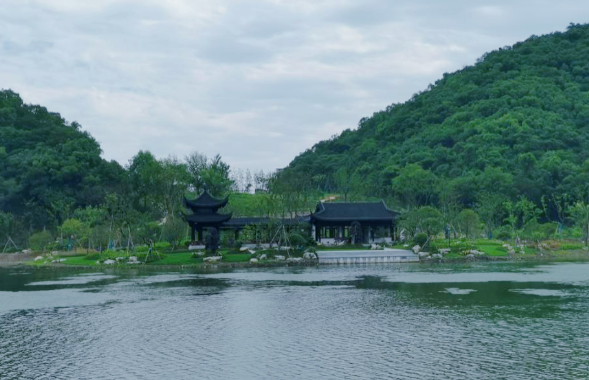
[285, 23, 589, 221]
[0, 89, 301, 251]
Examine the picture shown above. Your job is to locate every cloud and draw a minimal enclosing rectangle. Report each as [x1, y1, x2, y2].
[0, 0, 588, 173]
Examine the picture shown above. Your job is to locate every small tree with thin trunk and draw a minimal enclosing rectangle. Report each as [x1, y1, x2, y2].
[569, 201, 589, 245]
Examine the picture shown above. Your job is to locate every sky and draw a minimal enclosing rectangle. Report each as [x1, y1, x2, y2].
[1, 1, 589, 172]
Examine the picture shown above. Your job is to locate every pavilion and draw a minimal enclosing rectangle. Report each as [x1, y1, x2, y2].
[182, 188, 398, 245]
[310, 201, 399, 245]
[183, 188, 232, 244]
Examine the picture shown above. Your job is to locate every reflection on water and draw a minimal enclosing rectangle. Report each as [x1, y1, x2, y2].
[1, 262, 589, 379]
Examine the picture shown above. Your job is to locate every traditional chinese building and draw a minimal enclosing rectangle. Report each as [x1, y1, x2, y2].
[183, 187, 232, 244]
[310, 201, 399, 245]
[183, 188, 398, 245]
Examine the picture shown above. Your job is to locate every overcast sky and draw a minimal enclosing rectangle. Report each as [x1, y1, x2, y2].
[1, 1, 588, 172]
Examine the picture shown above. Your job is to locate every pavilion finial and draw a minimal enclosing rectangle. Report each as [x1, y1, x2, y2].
[203, 183, 209, 193]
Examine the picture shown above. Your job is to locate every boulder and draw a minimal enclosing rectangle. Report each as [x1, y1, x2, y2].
[240, 247, 249, 252]
[274, 255, 286, 261]
[418, 252, 430, 259]
[250, 258, 258, 264]
[104, 259, 116, 265]
[412, 245, 421, 254]
[51, 251, 59, 255]
[128, 256, 139, 264]
[431, 253, 443, 259]
[259, 254, 267, 260]
[279, 246, 292, 251]
[286, 257, 303, 263]
[21, 249, 32, 254]
[508, 249, 516, 256]
[465, 254, 475, 259]
[303, 252, 316, 260]
[116, 257, 125, 262]
[193, 251, 205, 257]
[248, 249, 256, 255]
[51, 258, 67, 263]
[439, 248, 451, 255]
[403, 244, 409, 248]
[34, 256, 43, 262]
[203, 256, 222, 263]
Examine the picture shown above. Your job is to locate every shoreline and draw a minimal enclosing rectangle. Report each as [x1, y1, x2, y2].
[2, 250, 589, 270]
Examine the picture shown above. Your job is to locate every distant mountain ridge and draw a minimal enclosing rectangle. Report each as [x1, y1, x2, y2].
[285, 23, 589, 209]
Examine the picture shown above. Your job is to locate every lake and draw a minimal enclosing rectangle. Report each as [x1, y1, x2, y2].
[1, 262, 589, 379]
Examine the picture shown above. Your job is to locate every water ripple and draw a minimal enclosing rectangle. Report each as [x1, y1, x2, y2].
[1, 263, 589, 379]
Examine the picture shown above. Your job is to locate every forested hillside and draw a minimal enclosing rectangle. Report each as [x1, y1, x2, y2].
[0, 91, 273, 250]
[286, 23, 589, 215]
[0, 90, 126, 229]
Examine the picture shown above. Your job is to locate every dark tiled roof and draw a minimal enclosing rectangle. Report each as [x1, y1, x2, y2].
[184, 191, 229, 210]
[184, 213, 232, 224]
[311, 201, 398, 222]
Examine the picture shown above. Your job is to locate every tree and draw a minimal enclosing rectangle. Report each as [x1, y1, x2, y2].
[29, 230, 53, 251]
[476, 192, 506, 239]
[391, 164, 438, 208]
[127, 151, 162, 209]
[569, 201, 589, 245]
[196, 154, 234, 197]
[455, 209, 480, 238]
[60, 218, 90, 249]
[333, 167, 362, 201]
[503, 196, 541, 247]
[185, 151, 208, 193]
[162, 217, 187, 250]
[415, 206, 443, 241]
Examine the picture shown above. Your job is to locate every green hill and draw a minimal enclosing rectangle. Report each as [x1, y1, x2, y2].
[0, 90, 125, 229]
[285, 23, 589, 212]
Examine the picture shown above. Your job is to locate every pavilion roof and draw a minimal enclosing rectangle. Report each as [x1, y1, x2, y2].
[311, 201, 398, 222]
[184, 212, 233, 224]
[183, 190, 229, 210]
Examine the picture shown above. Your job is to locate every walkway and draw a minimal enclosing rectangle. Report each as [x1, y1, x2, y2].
[316, 248, 418, 264]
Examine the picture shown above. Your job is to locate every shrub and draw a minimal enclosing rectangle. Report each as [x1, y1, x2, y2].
[532, 222, 558, 240]
[413, 233, 428, 247]
[233, 240, 243, 249]
[85, 252, 100, 260]
[494, 226, 512, 241]
[135, 245, 149, 253]
[288, 233, 307, 247]
[154, 241, 171, 251]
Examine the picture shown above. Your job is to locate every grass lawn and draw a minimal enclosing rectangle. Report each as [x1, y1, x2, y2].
[477, 245, 509, 257]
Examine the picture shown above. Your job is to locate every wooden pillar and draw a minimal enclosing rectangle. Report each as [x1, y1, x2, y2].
[235, 229, 240, 240]
[339, 226, 344, 239]
[197, 228, 203, 244]
[191, 226, 196, 242]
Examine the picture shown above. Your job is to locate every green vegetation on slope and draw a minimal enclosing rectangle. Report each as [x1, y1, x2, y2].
[285, 23, 589, 216]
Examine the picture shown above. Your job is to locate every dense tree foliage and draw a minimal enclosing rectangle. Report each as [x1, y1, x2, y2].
[285, 24, 589, 219]
[0, 90, 125, 231]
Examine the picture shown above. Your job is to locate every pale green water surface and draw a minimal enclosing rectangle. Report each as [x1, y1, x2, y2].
[1, 262, 588, 379]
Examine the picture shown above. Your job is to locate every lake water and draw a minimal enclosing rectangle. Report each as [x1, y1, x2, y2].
[1, 262, 589, 379]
